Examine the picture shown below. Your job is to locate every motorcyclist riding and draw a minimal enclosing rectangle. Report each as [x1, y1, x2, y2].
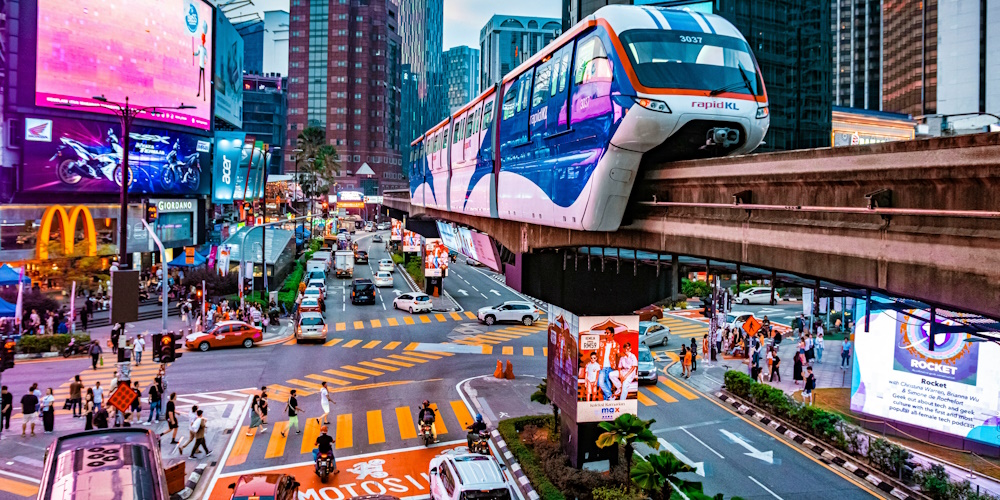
[312, 425, 339, 474]
[417, 400, 437, 442]
[165, 140, 180, 165]
[467, 413, 488, 448]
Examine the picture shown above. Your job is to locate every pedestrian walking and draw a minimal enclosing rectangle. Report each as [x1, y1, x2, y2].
[21, 387, 39, 436]
[130, 382, 142, 425]
[146, 383, 161, 424]
[769, 350, 781, 382]
[841, 338, 852, 369]
[281, 390, 302, 437]
[248, 395, 263, 436]
[1, 386, 12, 431]
[793, 350, 804, 385]
[83, 389, 95, 430]
[318, 382, 334, 425]
[816, 331, 825, 363]
[257, 393, 269, 434]
[69, 375, 83, 418]
[31, 384, 41, 414]
[80, 306, 89, 332]
[41, 388, 55, 433]
[160, 393, 180, 444]
[189, 410, 211, 458]
[689, 338, 698, 371]
[93, 381, 104, 413]
[176, 405, 199, 455]
[110, 323, 122, 355]
[804, 366, 816, 405]
[88, 341, 102, 370]
[133, 335, 145, 365]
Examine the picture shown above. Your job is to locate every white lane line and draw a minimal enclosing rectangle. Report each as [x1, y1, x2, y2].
[481, 293, 488, 299]
[681, 428, 725, 459]
[748, 476, 784, 500]
[342, 303, 346, 311]
[471, 285, 479, 291]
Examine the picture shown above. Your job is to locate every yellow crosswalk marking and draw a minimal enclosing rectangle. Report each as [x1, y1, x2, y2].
[306, 374, 351, 386]
[646, 385, 679, 403]
[404, 342, 419, 350]
[342, 365, 384, 376]
[288, 379, 325, 391]
[264, 421, 289, 458]
[325, 369, 368, 381]
[359, 361, 398, 372]
[660, 377, 699, 400]
[403, 351, 441, 360]
[0, 476, 38, 497]
[371, 319, 382, 328]
[387, 318, 399, 326]
[481, 345, 493, 355]
[373, 357, 413, 368]
[301, 419, 321, 455]
[464, 311, 477, 319]
[336, 323, 347, 331]
[431, 313, 444, 322]
[343, 339, 362, 348]
[389, 354, 427, 363]
[403, 317, 415, 325]
[363, 340, 381, 349]
[367, 410, 386, 444]
[429, 349, 453, 356]
[450, 312, 462, 320]
[336, 414, 352, 449]
[523, 347, 534, 356]
[451, 400, 474, 430]
[502, 346, 513, 355]
[384, 341, 401, 350]
[324, 338, 343, 347]
[429, 403, 447, 434]
[353, 321, 364, 330]
[637, 392, 657, 406]
[419, 316, 431, 323]
[396, 406, 417, 440]
[226, 427, 254, 466]
[543, 347, 548, 356]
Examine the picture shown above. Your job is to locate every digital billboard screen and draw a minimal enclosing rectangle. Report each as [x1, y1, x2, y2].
[390, 219, 403, 242]
[424, 238, 449, 278]
[402, 230, 421, 253]
[36, 0, 215, 130]
[547, 305, 580, 422]
[456, 227, 478, 262]
[470, 232, 501, 272]
[436, 221, 458, 251]
[852, 307, 1000, 446]
[22, 116, 210, 195]
[214, 13, 244, 128]
[212, 132, 265, 203]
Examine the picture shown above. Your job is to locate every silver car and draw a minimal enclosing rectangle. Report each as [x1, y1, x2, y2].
[639, 321, 669, 346]
[638, 344, 658, 385]
[296, 312, 327, 343]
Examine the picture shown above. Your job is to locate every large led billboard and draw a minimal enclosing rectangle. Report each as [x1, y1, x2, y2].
[36, 0, 215, 130]
[214, 13, 244, 128]
[436, 221, 458, 250]
[212, 132, 266, 204]
[22, 116, 210, 195]
[424, 238, 449, 278]
[470, 232, 501, 272]
[852, 307, 1000, 446]
[402, 230, 421, 253]
[390, 219, 403, 242]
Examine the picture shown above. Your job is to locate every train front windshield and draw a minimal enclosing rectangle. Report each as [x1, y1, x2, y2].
[619, 30, 764, 96]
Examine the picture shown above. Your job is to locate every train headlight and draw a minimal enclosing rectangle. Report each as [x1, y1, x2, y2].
[755, 106, 769, 119]
[634, 98, 672, 113]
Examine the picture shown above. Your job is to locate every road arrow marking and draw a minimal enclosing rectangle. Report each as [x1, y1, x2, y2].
[392, 289, 403, 296]
[720, 429, 774, 464]
[657, 438, 705, 477]
[490, 289, 501, 296]
[457, 289, 469, 296]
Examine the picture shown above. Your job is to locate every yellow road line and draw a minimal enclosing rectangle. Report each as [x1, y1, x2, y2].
[287, 379, 325, 391]
[342, 365, 384, 376]
[387, 318, 400, 326]
[429, 403, 447, 434]
[373, 357, 414, 368]
[464, 311, 477, 319]
[481, 345, 493, 355]
[389, 354, 427, 363]
[343, 339, 363, 348]
[543, 347, 548, 356]
[0, 477, 38, 497]
[523, 347, 535, 356]
[404, 342, 420, 350]
[403, 317, 415, 325]
[450, 312, 462, 320]
[353, 321, 365, 330]
[362, 340, 381, 349]
[324, 338, 343, 347]
[637, 392, 657, 406]
[502, 346, 514, 355]
[646, 385, 679, 403]
[660, 377, 698, 400]
[359, 361, 398, 372]
[325, 369, 368, 381]
[451, 400, 474, 430]
[335, 322, 347, 331]
[226, 427, 254, 466]
[396, 406, 417, 440]
[326, 378, 440, 395]
[384, 341, 402, 350]
[306, 374, 351, 386]
[370, 319, 382, 328]
[264, 421, 289, 458]
[367, 410, 386, 444]
[336, 413, 352, 449]
[301, 418, 321, 455]
[403, 351, 441, 360]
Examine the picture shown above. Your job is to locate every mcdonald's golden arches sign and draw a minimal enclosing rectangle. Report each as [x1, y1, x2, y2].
[35, 205, 98, 260]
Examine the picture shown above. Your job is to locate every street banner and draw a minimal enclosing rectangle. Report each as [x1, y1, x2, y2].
[15, 266, 24, 331]
[70, 282, 76, 333]
[402, 230, 420, 253]
[424, 238, 448, 277]
[391, 218, 403, 241]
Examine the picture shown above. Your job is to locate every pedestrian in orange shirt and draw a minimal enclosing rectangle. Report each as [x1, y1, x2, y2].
[681, 345, 692, 378]
[702, 334, 710, 367]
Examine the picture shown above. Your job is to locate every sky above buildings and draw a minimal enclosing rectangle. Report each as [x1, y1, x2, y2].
[443, 0, 561, 49]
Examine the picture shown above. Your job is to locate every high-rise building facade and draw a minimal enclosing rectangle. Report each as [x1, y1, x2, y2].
[243, 74, 288, 174]
[566, 0, 832, 152]
[831, 0, 882, 110]
[238, 11, 290, 77]
[286, 0, 404, 193]
[398, 0, 447, 145]
[480, 15, 562, 89]
[444, 46, 481, 112]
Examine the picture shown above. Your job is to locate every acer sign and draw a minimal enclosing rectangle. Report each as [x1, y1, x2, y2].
[21, 116, 211, 195]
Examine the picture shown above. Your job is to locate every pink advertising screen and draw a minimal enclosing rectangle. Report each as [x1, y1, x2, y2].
[470, 231, 501, 271]
[36, 0, 215, 130]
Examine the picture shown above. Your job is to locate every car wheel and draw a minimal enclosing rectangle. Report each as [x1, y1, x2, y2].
[522, 316, 534, 326]
[484, 315, 496, 326]
[243, 338, 254, 348]
[198, 341, 210, 352]
[393, 302, 398, 310]
[409, 306, 414, 314]
[742, 299, 750, 305]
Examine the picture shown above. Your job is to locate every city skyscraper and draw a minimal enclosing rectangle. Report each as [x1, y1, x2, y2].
[286, 0, 405, 193]
[444, 46, 481, 113]
[398, 0, 447, 145]
[831, 0, 882, 111]
[479, 15, 562, 89]
[243, 74, 288, 174]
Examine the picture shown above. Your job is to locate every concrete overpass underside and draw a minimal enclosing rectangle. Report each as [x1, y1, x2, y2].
[385, 133, 1000, 318]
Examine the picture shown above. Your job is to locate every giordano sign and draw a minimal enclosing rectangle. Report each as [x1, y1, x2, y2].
[36, 205, 98, 260]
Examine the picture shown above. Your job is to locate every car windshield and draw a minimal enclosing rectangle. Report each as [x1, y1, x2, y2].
[639, 324, 650, 335]
[301, 317, 324, 326]
[639, 349, 654, 362]
[619, 29, 763, 96]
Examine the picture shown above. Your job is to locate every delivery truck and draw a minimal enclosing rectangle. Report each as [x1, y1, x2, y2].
[335, 250, 354, 278]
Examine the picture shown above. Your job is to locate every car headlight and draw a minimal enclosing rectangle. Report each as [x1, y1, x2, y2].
[756, 106, 769, 119]
[634, 97, 671, 113]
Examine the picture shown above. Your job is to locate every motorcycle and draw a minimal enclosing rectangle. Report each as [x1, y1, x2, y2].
[419, 420, 434, 447]
[160, 153, 202, 191]
[470, 430, 490, 455]
[315, 451, 334, 483]
[50, 137, 130, 187]
[62, 341, 87, 358]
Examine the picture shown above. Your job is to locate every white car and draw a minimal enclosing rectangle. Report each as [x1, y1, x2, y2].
[638, 321, 669, 346]
[374, 271, 393, 287]
[478, 301, 540, 326]
[303, 286, 324, 302]
[364, 222, 374, 232]
[726, 311, 758, 332]
[296, 312, 327, 343]
[393, 292, 433, 313]
[733, 286, 779, 305]
[377, 222, 390, 230]
[378, 258, 394, 273]
[429, 453, 514, 500]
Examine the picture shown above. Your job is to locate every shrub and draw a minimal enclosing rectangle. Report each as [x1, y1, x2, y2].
[17, 334, 91, 354]
[682, 279, 711, 300]
[498, 416, 565, 500]
[391, 253, 404, 264]
[405, 258, 424, 288]
[724, 371, 754, 397]
[866, 438, 912, 482]
[593, 486, 644, 500]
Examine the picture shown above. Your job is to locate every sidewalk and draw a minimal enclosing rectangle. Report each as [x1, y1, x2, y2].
[459, 374, 550, 427]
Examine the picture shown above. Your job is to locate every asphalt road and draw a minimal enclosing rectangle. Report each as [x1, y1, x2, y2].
[0, 229, 880, 500]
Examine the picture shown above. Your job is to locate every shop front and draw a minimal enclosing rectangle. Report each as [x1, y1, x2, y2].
[141, 198, 201, 267]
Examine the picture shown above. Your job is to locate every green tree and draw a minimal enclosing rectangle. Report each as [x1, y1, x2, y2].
[631, 451, 705, 500]
[596, 413, 659, 475]
[295, 126, 340, 200]
[529, 379, 559, 434]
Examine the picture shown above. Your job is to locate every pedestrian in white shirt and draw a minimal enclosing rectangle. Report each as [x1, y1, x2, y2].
[176, 405, 200, 455]
[133, 335, 146, 366]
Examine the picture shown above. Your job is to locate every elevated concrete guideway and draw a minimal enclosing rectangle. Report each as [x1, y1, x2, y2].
[386, 133, 1000, 318]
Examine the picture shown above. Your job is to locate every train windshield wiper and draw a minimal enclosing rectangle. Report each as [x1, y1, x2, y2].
[708, 63, 758, 99]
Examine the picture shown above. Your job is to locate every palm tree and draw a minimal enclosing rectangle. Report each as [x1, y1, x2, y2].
[631, 450, 704, 500]
[596, 413, 659, 475]
[529, 379, 559, 434]
[294, 127, 340, 226]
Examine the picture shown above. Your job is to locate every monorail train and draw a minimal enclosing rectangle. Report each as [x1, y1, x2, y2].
[408, 5, 769, 231]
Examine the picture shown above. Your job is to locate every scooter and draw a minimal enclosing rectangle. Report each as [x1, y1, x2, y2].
[315, 451, 334, 483]
[419, 420, 434, 447]
[470, 430, 490, 455]
[62, 341, 87, 358]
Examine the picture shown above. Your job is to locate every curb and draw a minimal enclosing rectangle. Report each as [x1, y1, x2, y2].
[715, 391, 926, 500]
[257, 324, 294, 346]
[171, 462, 208, 500]
[14, 352, 63, 360]
[490, 429, 540, 500]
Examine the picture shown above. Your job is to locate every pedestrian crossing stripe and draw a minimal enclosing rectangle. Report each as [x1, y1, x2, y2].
[636, 378, 701, 406]
[343, 339, 362, 348]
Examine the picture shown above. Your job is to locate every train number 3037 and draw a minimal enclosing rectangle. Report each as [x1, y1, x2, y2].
[679, 36, 703, 43]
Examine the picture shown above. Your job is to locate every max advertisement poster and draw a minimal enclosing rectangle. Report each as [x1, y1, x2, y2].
[390, 219, 403, 241]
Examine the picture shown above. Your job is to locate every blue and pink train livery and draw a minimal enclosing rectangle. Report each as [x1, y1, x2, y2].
[409, 5, 769, 231]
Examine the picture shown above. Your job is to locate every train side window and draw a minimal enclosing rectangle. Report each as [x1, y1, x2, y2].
[443, 128, 450, 150]
[481, 102, 494, 132]
[532, 62, 553, 109]
[467, 112, 476, 137]
[558, 51, 571, 93]
[502, 81, 518, 120]
[518, 72, 532, 113]
[454, 120, 464, 144]
[575, 36, 611, 85]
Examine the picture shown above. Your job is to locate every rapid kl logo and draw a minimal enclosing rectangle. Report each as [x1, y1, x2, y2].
[693, 101, 740, 111]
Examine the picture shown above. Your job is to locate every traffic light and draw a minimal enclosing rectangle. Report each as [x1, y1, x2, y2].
[1, 337, 15, 372]
[161, 332, 182, 363]
[151, 333, 163, 362]
[146, 204, 158, 223]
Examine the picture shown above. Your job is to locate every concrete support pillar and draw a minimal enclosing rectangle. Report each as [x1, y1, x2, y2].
[671, 254, 680, 301]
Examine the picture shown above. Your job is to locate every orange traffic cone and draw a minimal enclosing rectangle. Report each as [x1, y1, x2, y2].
[504, 360, 515, 380]
[494, 360, 503, 378]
